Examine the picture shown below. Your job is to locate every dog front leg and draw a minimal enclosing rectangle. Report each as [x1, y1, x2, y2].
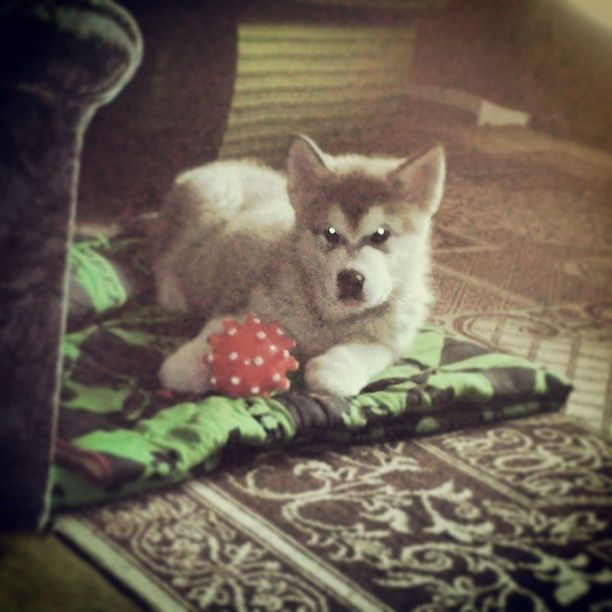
[305, 342, 395, 397]
[159, 313, 245, 394]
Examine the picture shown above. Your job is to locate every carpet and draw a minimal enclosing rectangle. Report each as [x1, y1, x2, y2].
[57, 416, 612, 610]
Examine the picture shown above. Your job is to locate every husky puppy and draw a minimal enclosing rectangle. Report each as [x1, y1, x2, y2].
[152, 136, 445, 397]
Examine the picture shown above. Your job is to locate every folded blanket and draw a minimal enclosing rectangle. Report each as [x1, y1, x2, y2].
[52, 238, 571, 510]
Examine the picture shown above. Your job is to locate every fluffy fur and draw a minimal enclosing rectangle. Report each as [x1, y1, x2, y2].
[152, 136, 445, 397]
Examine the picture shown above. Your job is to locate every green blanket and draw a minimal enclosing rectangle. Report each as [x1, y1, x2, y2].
[51, 237, 572, 510]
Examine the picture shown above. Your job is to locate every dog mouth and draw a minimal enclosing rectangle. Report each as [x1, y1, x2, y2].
[335, 284, 392, 313]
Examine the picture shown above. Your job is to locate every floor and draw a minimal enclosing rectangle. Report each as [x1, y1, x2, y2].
[0, 533, 138, 611]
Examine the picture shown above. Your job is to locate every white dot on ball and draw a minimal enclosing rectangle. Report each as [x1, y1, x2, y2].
[276, 327, 284, 335]
[250, 386, 260, 394]
[228, 328, 237, 336]
[272, 373, 281, 382]
[253, 317, 261, 324]
[207, 354, 214, 362]
[229, 351, 238, 360]
[230, 376, 240, 385]
[270, 345, 277, 353]
[256, 331, 266, 339]
[210, 377, 217, 385]
[283, 350, 289, 357]
[254, 356, 264, 366]
[244, 359, 252, 365]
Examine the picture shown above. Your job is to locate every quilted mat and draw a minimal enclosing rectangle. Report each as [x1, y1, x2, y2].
[51, 237, 571, 510]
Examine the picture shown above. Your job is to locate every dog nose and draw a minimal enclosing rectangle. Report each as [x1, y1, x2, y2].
[337, 269, 365, 301]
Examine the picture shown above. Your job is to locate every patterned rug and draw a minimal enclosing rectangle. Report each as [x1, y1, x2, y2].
[58, 416, 612, 610]
[430, 126, 612, 436]
[55, 124, 612, 609]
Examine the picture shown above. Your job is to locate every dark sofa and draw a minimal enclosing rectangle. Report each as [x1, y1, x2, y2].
[0, 0, 142, 531]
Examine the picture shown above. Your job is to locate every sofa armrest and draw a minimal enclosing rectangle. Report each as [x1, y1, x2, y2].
[0, 0, 141, 531]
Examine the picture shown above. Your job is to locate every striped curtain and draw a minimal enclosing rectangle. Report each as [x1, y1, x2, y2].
[219, 20, 418, 166]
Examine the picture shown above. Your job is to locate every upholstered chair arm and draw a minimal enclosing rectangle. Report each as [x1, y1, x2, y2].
[0, 0, 142, 531]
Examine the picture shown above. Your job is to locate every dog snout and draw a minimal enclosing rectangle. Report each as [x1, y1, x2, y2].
[337, 268, 365, 301]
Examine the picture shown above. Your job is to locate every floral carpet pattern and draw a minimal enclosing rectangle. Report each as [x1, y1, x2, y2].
[430, 127, 612, 437]
[56, 124, 612, 610]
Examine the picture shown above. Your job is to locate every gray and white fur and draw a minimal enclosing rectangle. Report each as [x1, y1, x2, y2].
[152, 135, 445, 397]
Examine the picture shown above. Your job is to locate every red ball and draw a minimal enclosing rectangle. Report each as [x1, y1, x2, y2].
[205, 313, 299, 397]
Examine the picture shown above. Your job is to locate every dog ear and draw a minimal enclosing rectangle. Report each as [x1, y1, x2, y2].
[287, 135, 330, 211]
[389, 144, 445, 216]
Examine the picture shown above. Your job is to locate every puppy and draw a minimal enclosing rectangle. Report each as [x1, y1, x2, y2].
[152, 136, 445, 397]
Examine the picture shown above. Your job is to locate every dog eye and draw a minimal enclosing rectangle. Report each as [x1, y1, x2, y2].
[323, 226, 341, 246]
[370, 227, 391, 245]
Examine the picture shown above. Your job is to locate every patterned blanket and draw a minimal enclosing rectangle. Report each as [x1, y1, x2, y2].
[52, 237, 571, 509]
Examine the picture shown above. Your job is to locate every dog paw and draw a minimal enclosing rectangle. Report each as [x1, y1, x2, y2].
[159, 343, 212, 394]
[304, 347, 368, 397]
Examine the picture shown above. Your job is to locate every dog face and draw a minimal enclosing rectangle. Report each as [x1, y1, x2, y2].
[287, 136, 445, 321]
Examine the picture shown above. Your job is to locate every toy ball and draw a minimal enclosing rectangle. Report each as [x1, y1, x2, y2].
[205, 313, 299, 397]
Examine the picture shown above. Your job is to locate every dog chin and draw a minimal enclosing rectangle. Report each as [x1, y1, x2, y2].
[323, 293, 390, 321]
